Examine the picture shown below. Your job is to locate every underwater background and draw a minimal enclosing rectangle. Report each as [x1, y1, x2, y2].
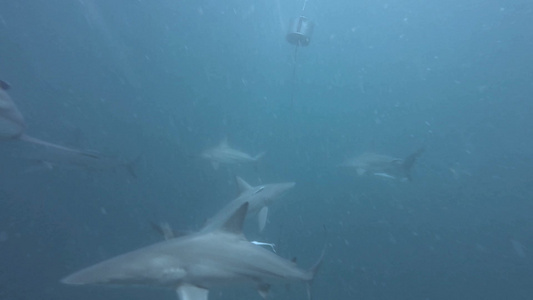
[1, 0, 532, 299]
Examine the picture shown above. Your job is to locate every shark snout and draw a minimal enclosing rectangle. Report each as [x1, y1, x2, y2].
[61, 273, 90, 285]
[280, 182, 296, 192]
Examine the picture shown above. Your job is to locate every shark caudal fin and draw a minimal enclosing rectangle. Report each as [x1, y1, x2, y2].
[122, 153, 143, 179]
[402, 147, 425, 181]
[253, 151, 266, 161]
[305, 246, 326, 300]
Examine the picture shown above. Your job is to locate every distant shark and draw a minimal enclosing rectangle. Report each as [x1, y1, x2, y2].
[203, 176, 295, 232]
[0, 80, 99, 159]
[62, 202, 323, 300]
[201, 138, 265, 170]
[341, 148, 424, 181]
[20, 149, 140, 178]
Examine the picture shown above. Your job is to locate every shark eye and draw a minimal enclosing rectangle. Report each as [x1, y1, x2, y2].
[254, 187, 265, 194]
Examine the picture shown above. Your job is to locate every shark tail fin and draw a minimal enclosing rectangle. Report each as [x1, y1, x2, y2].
[253, 151, 266, 161]
[123, 153, 143, 179]
[305, 245, 326, 300]
[402, 147, 425, 181]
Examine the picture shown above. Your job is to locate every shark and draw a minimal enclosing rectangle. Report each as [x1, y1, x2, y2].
[20, 149, 140, 178]
[61, 202, 323, 300]
[203, 176, 295, 232]
[341, 148, 424, 181]
[201, 138, 265, 170]
[0, 80, 99, 159]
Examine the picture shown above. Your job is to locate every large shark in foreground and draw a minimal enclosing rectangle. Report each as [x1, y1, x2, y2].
[201, 138, 265, 170]
[203, 177, 295, 232]
[341, 148, 424, 181]
[0, 80, 99, 159]
[62, 203, 323, 300]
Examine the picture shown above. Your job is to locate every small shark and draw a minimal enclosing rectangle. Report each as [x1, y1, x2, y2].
[201, 138, 265, 170]
[20, 149, 140, 178]
[0, 80, 99, 159]
[61, 203, 323, 300]
[341, 148, 424, 181]
[203, 177, 295, 232]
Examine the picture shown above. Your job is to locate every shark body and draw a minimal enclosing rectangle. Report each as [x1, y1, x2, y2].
[20, 149, 139, 178]
[203, 177, 295, 232]
[342, 148, 424, 181]
[0, 80, 99, 158]
[62, 203, 322, 300]
[201, 139, 265, 170]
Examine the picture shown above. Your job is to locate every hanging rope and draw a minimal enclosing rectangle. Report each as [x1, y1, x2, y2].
[301, 0, 308, 13]
[289, 43, 300, 107]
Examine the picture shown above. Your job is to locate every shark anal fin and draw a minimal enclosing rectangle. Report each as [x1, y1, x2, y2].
[258, 206, 269, 232]
[258, 283, 271, 299]
[176, 284, 209, 300]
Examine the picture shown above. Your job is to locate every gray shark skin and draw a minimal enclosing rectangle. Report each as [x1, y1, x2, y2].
[203, 177, 295, 232]
[342, 148, 424, 181]
[201, 138, 265, 170]
[0, 81, 99, 159]
[61, 203, 322, 300]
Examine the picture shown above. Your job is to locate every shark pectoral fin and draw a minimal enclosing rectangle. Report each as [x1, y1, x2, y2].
[258, 283, 271, 299]
[356, 168, 366, 176]
[176, 284, 209, 300]
[211, 161, 219, 170]
[258, 207, 269, 232]
[235, 176, 253, 194]
[373, 172, 396, 180]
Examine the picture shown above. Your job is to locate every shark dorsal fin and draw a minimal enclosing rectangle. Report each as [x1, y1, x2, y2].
[219, 137, 229, 148]
[220, 202, 249, 235]
[176, 284, 209, 300]
[0, 80, 10, 90]
[235, 176, 253, 193]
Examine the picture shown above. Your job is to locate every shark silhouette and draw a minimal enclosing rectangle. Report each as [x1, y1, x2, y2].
[62, 202, 323, 300]
[201, 138, 265, 170]
[202, 176, 295, 232]
[341, 148, 424, 181]
[0, 80, 98, 158]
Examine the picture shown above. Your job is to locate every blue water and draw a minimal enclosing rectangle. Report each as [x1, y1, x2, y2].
[1, 0, 532, 299]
